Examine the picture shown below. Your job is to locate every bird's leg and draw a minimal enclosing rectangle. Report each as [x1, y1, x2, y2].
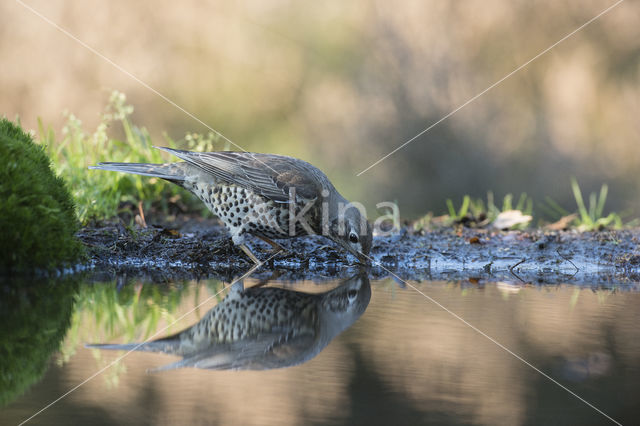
[226, 279, 245, 295]
[244, 270, 284, 290]
[239, 244, 261, 265]
[310, 244, 332, 256]
[253, 234, 287, 255]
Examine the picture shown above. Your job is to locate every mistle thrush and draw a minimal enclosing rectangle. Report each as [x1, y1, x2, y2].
[90, 147, 373, 263]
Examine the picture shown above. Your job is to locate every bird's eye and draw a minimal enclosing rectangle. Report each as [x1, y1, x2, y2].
[349, 232, 359, 244]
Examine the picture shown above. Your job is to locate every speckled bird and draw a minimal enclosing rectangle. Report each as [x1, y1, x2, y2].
[89, 148, 372, 263]
[87, 274, 370, 371]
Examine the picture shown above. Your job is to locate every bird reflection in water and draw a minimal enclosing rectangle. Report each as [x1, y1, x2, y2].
[88, 273, 370, 371]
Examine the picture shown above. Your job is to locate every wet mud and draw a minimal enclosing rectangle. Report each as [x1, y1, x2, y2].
[76, 218, 640, 286]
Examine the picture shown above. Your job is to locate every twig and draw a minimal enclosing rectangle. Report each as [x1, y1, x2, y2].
[556, 249, 579, 276]
[509, 258, 527, 283]
[136, 201, 147, 228]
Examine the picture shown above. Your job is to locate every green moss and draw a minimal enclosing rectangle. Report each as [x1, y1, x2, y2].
[0, 278, 78, 406]
[0, 118, 83, 272]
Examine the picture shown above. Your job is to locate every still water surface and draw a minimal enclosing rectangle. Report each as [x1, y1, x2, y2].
[3, 276, 639, 425]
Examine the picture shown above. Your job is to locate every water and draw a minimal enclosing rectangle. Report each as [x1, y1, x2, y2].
[2, 276, 639, 425]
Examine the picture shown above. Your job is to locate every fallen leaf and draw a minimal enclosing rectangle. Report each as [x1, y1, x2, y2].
[492, 210, 532, 230]
[544, 213, 578, 231]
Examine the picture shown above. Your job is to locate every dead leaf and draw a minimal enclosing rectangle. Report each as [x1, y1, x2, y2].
[492, 210, 532, 230]
[544, 214, 577, 231]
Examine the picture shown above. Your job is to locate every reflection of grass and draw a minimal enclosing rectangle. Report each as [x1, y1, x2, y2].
[41, 91, 222, 223]
[569, 287, 618, 310]
[58, 279, 226, 366]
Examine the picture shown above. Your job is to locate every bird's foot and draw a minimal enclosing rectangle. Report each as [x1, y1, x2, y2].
[253, 235, 289, 257]
[309, 244, 333, 257]
[239, 244, 262, 266]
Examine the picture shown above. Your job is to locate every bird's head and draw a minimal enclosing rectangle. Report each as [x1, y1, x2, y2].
[327, 205, 373, 263]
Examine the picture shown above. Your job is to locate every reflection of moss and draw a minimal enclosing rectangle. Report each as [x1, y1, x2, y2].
[0, 278, 78, 406]
[0, 119, 83, 272]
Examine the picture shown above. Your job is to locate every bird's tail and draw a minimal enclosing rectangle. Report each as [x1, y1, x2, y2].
[86, 334, 199, 373]
[85, 332, 183, 354]
[88, 162, 188, 182]
[84, 332, 182, 355]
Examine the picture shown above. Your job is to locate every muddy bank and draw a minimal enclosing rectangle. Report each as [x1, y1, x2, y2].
[76, 218, 640, 286]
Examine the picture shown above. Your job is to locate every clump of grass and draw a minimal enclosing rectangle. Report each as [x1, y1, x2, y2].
[539, 196, 570, 221]
[0, 118, 83, 272]
[41, 91, 223, 223]
[446, 195, 471, 223]
[415, 178, 640, 232]
[424, 192, 533, 229]
[569, 178, 623, 231]
[540, 179, 635, 230]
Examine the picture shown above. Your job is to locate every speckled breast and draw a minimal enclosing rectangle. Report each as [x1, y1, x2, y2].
[187, 181, 315, 239]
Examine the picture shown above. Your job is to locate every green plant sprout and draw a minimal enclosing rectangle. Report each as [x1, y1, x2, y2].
[441, 192, 532, 228]
[39, 91, 225, 223]
[446, 195, 471, 222]
[570, 178, 622, 231]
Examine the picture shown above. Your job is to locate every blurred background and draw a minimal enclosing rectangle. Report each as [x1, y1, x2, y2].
[2, 0, 639, 219]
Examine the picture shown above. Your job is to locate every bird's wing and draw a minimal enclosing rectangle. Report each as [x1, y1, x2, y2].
[155, 147, 326, 203]
[146, 331, 317, 372]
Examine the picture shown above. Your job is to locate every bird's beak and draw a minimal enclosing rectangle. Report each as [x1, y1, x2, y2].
[334, 238, 369, 265]
[353, 249, 369, 264]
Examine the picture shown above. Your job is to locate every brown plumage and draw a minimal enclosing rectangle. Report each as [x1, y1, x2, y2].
[89, 147, 373, 263]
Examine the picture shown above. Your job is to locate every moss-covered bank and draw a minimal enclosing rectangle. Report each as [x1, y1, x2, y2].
[0, 118, 82, 272]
